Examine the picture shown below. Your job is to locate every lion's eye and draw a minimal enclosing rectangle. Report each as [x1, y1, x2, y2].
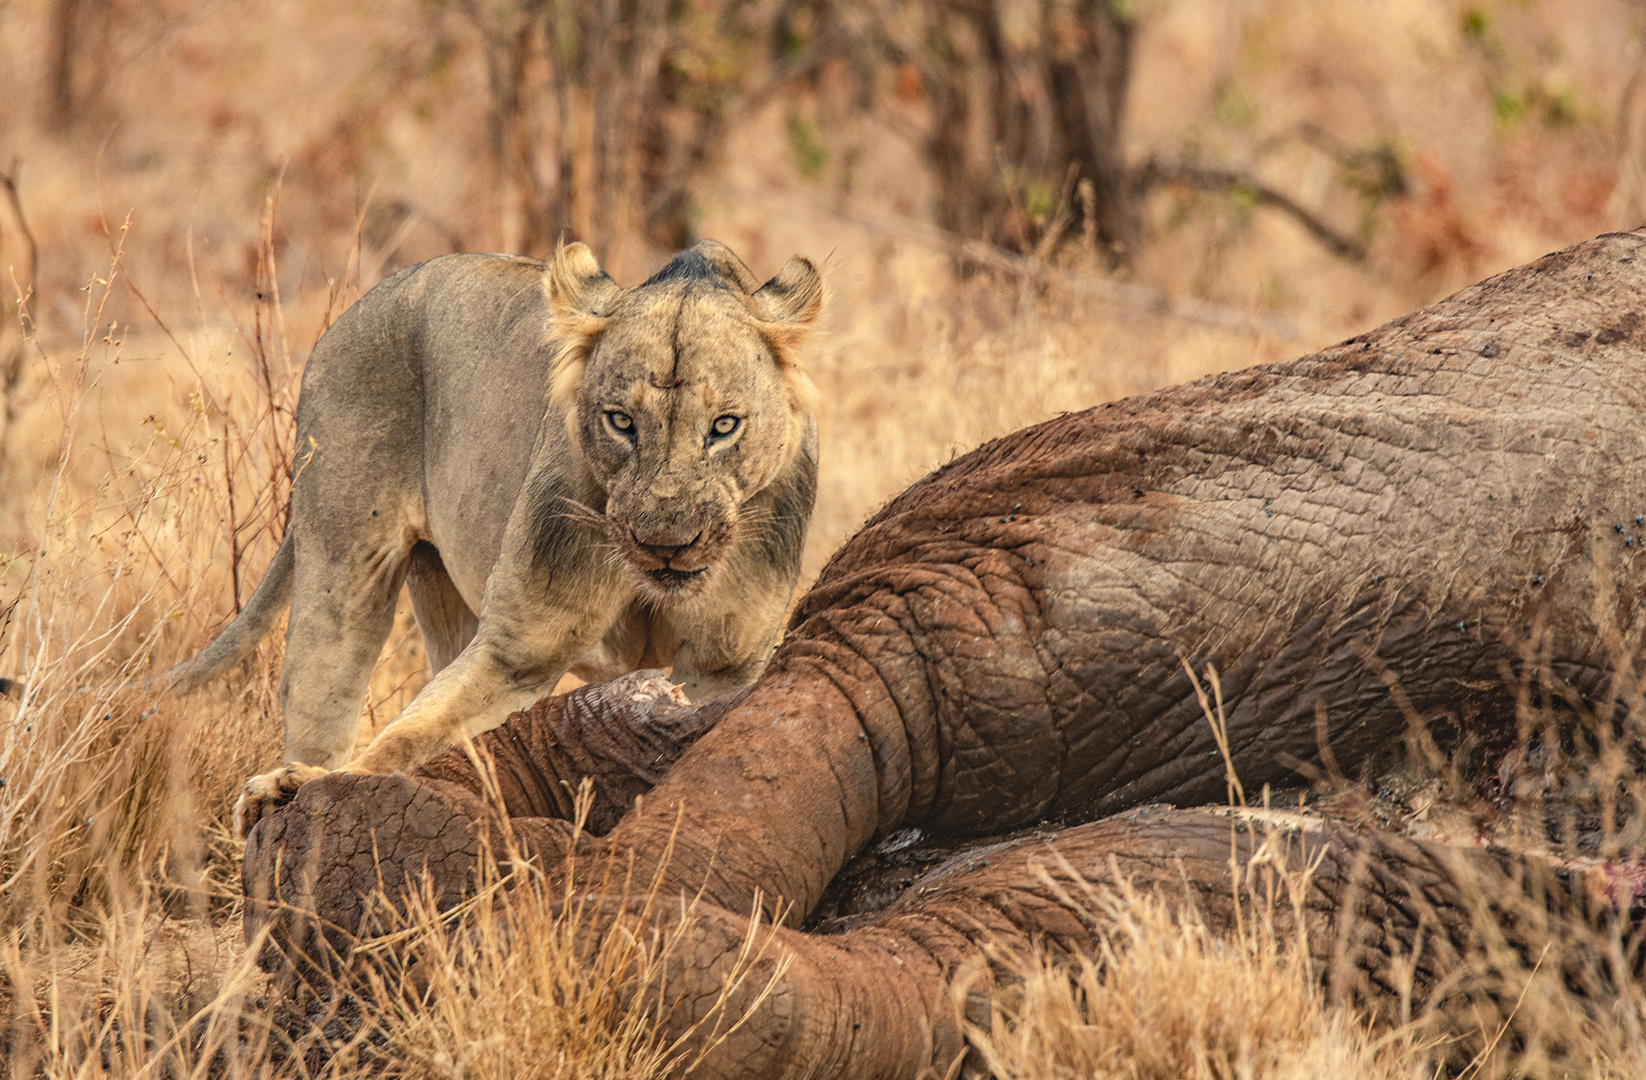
[711, 415, 740, 438]
[606, 411, 634, 436]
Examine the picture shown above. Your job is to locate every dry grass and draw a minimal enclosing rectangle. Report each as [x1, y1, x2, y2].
[954, 689, 1646, 1080]
[955, 825, 1646, 1080]
[4, 0, 1646, 1076]
[958, 874, 1430, 1080]
[346, 789, 789, 1080]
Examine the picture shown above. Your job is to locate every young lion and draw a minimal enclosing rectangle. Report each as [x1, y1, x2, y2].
[202, 239, 822, 836]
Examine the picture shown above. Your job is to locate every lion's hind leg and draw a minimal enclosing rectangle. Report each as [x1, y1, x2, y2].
[235, 528, 414, 839]
[277, 530, 414, 769]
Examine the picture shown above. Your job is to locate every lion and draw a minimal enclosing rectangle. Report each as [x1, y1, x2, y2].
[168, 239, 823, 837]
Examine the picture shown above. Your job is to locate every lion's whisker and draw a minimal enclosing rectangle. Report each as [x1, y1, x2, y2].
[554, 496, 612, 533]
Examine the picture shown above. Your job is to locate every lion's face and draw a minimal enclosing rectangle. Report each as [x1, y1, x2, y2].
[544, 241, 821, 601]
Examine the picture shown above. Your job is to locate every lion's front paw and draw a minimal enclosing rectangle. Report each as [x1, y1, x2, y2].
[234, 763, 331, 839]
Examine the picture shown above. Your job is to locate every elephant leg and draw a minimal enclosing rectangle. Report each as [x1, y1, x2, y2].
[241, 770, 502, 980]
[410, 670, 736, 831]
[244, 730, 1639, 1075]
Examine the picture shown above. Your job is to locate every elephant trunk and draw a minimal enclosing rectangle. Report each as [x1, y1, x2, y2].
[598, 634, 922, 927]
[654, 808, 1627, 1080]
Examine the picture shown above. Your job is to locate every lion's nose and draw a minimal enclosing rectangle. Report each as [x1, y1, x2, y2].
[633, 529, 702, 565]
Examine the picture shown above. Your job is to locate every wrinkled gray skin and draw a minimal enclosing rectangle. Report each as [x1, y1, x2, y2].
[247, 230, 1646, 1078]
[164, 241, 821, 835]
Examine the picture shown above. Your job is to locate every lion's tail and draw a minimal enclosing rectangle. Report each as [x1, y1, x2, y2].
[164, 529, 296, 695]
[0, 532, 297, 704]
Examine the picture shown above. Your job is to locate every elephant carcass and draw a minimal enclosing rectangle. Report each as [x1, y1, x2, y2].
[246, 229, 1646, 1077]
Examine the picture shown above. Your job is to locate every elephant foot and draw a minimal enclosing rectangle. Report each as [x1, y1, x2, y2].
[241, 771, 498, 979]
[241, 674, 725, 983]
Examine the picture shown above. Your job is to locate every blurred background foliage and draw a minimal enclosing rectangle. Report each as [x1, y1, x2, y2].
[4, 0, 1646, 594]
[5, 0, 1645, 329]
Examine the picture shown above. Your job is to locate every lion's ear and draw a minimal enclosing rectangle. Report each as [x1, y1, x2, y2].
[753, 256, 822, 417]
[752, 256, 823, 331]
[545, 240, 619, 319]
[544, 241, 619, 406]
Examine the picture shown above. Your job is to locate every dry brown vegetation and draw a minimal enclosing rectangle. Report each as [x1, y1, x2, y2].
[4, 0, 1646, 1076]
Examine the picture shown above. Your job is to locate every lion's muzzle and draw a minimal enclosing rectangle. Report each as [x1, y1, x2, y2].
[630, 529, 704, 569]
[614, 517, 730, 594]
[630, 528, 713, 592]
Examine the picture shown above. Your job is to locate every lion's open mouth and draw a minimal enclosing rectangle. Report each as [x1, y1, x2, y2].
[647, 567, 709, 590]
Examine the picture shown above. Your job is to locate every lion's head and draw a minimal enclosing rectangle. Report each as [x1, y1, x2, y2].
[543, 239, 822, 600]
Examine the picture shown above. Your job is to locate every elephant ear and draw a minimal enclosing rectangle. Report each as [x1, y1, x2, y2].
[544, 240, 621, 406]
[751, 255, 824, 413]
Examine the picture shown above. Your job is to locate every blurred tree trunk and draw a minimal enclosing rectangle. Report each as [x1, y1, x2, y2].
[0, 165, 37, 461]
[1612, 6, 1646, 228]
[460, 0, 754, 265]
[44, 0, 112, 133]
[544, 0, 671, 262]
[640, 2, 767, 251]
[465, 0, 552, 255]
[456, 0, 1140, 264]
[925, 2, 1003, 245]
[925, 0, 1137, 262]
[1043, 0, 1136, 260]
[46, 0, 85, 129]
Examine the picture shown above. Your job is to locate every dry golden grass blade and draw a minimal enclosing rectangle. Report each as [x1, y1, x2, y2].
[954, 876, 1434, 1080]
[259, 781, 790, 1080]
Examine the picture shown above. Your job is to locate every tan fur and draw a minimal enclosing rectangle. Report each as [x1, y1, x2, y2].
[231, 240, 823, 838]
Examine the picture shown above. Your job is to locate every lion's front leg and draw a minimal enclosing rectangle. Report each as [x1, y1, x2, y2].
[357, 544, 631, 766]
[235, 640, 578, 840]
[233, 458, 631, 840]
[345, 641, 566, 774]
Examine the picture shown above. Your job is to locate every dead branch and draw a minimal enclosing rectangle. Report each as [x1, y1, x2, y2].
[775, 185, 1302, 339]
[1133, 158, 1368, 263]
[0, 160, 41, 451]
